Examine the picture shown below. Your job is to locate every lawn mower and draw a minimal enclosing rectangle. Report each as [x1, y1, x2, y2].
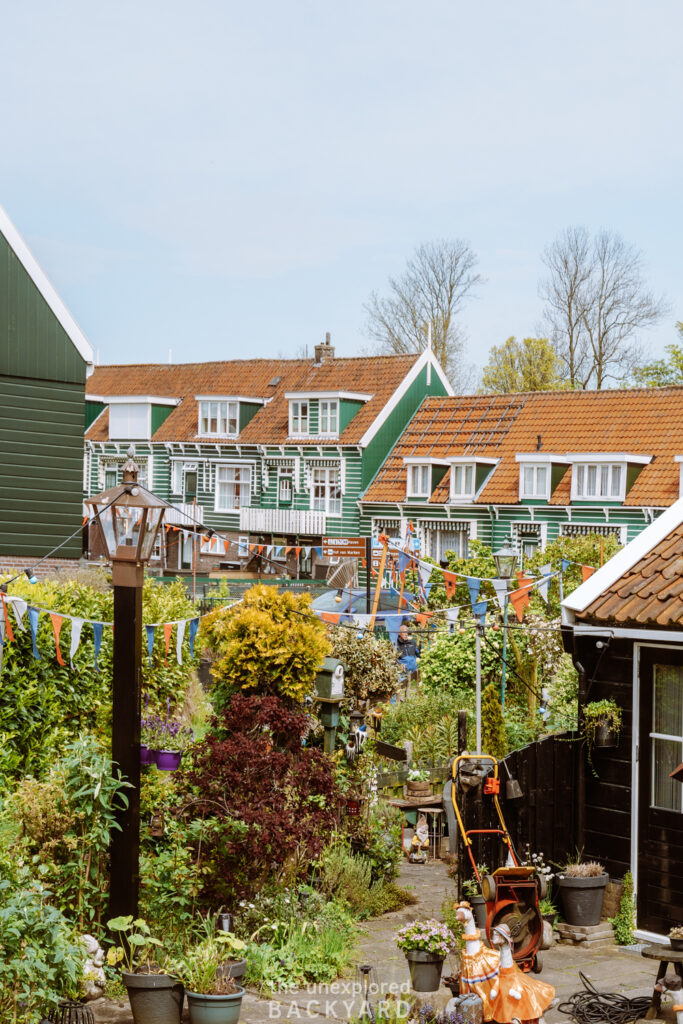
[451, 752, 546, 974]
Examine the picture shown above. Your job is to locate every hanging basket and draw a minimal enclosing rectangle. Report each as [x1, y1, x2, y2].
[594, 722, 619, 748]
[156, 750, 182, 771]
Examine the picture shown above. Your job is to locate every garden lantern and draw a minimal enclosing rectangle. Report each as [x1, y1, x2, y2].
[315, 656, 345, 754]
[85, 447, 172, 922]
[493, 537, 517, 710]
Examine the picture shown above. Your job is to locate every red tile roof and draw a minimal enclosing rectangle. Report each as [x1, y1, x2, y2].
[85, 355, 420, 445]
[363, 387, 683, 506]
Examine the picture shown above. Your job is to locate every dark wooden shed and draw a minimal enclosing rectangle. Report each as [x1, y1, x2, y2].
[0, 205, 93, 563]
[562, 499, 683, 939]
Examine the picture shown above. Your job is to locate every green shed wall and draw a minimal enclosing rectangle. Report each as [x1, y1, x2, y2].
[1, 374, 85, 558]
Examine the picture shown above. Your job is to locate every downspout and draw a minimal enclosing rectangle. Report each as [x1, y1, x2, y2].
[574, 654, 587, 851]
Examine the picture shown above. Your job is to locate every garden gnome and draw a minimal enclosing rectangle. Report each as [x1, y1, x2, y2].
[80, 933, 106, 999]
[409, 813, 430, 861]
[456, 901, 501, 1021]
[489, 923, 555, 1024]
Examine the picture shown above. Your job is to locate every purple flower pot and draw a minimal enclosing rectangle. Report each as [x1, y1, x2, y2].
[156, 750, 182, 771]
[140, 745, 157, 766]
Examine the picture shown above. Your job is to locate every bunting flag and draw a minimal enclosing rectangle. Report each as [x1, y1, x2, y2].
[561, 558, 571, 572]
[398, 552, 410, 578]
[415, 612, 433, 627]
[446, 607, 460, 631]
[385, 614, 403, 645]
[28, 606, 40, 659]
[176, 619, 186, 665]
[443, 570, 457, 599]
[313, 547, 322, 558]
[295, 547, 302, 557]
[536, 565, 553, 604]
[320, 611, 341, 624]
[49, 614, 66, 666]
[352, 614, 372, 631]
[582, 564, 596, 582]
[424, 582, 433, 599]
[471, 599, 488, 626]
[188, 617, 199, 658]
[163, 623, 173, 665]
[491, 578, 509, 608]
[509, 585, 531, 622]
[257, 545, 264, 555]
[466, 577, 481, 607]
[69, 618, 84, 668]
[92, 622, 104, 671]
[10, 597, 27, 631]
[1, 594, 15, 644]
[145, 625, 156, 666]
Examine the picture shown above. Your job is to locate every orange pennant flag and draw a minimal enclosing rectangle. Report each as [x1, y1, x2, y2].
[415, 612, 433, 627]
[285, 547, 292, 554]
[1, 594, 15, 643]
[163, 623, 173, 666]
[50, 613, 66, 666]
[320, 612, 341, 624]
[82, 515, 88, 526]
[515, 571, 534, 592]
[295, 547, 301, 557]
[509, 586, 530, 622]
[582, 565, 596, 582]
[442, 570, 457, 599]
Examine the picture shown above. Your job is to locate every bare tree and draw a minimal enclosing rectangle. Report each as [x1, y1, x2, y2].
[540, 226, 667, 389]
[363, 239, 481, 388]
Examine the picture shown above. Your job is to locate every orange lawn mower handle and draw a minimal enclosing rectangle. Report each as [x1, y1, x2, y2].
[450, 753, 519, 878]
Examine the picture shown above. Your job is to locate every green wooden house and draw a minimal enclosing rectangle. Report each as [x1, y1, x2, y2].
[360, 387, 683, 561]
[0, 204, 94, 567]
[83, 338, 451, 574]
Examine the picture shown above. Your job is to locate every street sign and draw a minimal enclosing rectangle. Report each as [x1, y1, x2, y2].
[322, 537, 368, 558]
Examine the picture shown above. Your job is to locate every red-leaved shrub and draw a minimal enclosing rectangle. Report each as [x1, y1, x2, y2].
[181, 695, 338, 904]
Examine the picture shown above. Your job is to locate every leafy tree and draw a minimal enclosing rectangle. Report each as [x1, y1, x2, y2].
[201, 584, 330, 709]
[632, 323, 683, 386]
[364, 238, 481, 388]
[422, 539, 498, 610]
[540, 226, 667, 388]
[328, 626, 400, 704]
[481, 683, 508, 760]
[420, 628, 503, 695]
[524, 532, 622, 618]
[481, 336, 564, 393]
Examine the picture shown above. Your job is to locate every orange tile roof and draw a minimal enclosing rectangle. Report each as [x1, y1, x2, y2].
[363, 386, 683, 506]
[577, 521, 683, 626]
[85, 354, 420, 445]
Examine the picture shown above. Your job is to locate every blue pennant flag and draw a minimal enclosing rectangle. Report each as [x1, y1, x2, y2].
[398, 552, 409, 577]
[145, 625, 156, 667]
[28, 606, 41, 660]
[471, 600, 488, 626]
[467, 577, 481, 607]
[313, 546, 322, 558]
[424, 582, 433, 599]
[92, 622, 103, 671]
[561, 558, 571, 572]
[188, 618, 200, 658]
[385, 615, 403, 646]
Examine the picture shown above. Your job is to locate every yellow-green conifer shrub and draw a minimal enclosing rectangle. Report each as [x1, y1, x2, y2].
[201, 585, 330, 706]
[481, 683, 508, 761]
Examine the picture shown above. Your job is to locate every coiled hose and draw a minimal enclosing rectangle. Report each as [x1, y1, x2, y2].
[557, 971, 652, 1024]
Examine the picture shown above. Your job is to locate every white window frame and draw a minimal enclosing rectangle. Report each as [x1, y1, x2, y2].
[278, 468, 293, 503]
[289, 400, 309, 437]
[319, 399, 339, 437]
[198, 400, 239, 438]
[519, 463, 550, 500]
[450, 463, 476, 501]
[214, 464, 251, 512]
[407, 464, 431, 498]
[571, 462, 625, 501]
[310, 466, 342, 516]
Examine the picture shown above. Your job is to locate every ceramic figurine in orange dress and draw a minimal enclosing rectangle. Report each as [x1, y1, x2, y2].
[456, 901, 501, 1021]
[489, 923, 555, 1024]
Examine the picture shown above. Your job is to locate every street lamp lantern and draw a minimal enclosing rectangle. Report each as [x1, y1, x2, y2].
[84, 446, 172, 922]
[493, 537, 517, 580]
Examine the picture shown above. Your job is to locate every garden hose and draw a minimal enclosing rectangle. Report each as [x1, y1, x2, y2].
[557, 971, 651, 1024]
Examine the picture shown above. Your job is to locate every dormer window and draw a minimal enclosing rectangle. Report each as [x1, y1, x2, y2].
[451, 463, 475, 499]
[290, 400, 309, 436]
[573, 462, 623, 500]
[319, 399, 338, 436]
[407, 465, 431, 498]
[199, 400, 238, 437]
[520, 464, 549, 499]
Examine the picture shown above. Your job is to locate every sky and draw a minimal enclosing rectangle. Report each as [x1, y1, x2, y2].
[2, 0, 682, 379]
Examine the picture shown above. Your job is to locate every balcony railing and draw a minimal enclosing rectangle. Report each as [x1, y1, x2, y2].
[165, 502, 204, 527]
[239, 507, 326, 535]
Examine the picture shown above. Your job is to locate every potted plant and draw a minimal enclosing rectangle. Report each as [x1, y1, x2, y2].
[156, 720, 194, 771]
[406, 768, 432, 798]
[107, 915, 184, 1024]
[669, 927, 683, 951]
[582, 699, 622, 775]
[395, 919, 456, 992]
[462, 866, 489, 930]
[208, 915, 247, 983]
[140, 714, 163, 765]
[555, 858, 608, 927]
[539, 896, 559, 927]
[174, 934, 245, 1023]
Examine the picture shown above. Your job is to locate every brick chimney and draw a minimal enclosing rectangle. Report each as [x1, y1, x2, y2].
[314, 332, 334, 364]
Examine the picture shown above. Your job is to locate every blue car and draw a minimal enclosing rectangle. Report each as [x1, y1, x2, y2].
[311, 588, 416, 616]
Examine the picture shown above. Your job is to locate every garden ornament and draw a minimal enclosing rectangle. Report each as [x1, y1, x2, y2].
[456, 901, 501, 1021]
[80, 934, 106, 1000]
[489, 922, 555, 1024]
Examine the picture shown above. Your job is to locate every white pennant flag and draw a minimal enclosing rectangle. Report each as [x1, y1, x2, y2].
[418, 563, 433, 587]
[492, 579, 509, 609]
[303, 547, 311, 558]
[10, 597, 27, 631]
[353, 614, 372, 630]
[536, 565, 553, 604]
[446, 607, 460, 632]
[70, 618, 84, 668]
[176, 619, 187, 665]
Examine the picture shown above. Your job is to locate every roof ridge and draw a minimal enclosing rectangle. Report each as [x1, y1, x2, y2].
[91, 352, 420, 371]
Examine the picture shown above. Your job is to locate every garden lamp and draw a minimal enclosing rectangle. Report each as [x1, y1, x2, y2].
[315, 656, 345, 754]
[84, 447, 173, 922]
[493, 536, 517, 710]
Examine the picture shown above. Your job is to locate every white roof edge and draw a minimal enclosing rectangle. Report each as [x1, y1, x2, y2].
[565, 452, 652, 465]
[447, 455, 498, 465]
[357, 349, 453, 449]
[87, 394, 182, 406]
[0, 203, 94, 366]
[516, 453, 571, 464]
[283, 390, 373, 401]
[403, 456, 452, 466]
[563, 498, 683, 614]
[195, 394, 266, 404]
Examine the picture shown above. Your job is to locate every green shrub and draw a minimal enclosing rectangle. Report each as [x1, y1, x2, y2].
[328, 626, 400, 703]
[482, 683, 508, 760]
[420, 630, 504, 695]
[611, 871, 635, 945]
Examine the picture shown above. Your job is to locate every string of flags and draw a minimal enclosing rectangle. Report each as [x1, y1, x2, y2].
[0, 593, 240, 671]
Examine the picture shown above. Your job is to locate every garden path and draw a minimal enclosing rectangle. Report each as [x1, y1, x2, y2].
[91, 857, 660, 1023]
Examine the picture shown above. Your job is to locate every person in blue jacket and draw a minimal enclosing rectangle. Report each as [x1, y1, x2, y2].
[397, 621, 421, 684]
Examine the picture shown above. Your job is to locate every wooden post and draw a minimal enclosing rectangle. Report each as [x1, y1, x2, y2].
[369, 534, 389, 629]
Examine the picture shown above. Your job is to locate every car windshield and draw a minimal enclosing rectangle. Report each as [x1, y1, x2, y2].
[312, 589, 417, 614]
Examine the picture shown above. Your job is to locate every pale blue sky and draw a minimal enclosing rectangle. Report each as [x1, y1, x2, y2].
[2, 0, 681, 377]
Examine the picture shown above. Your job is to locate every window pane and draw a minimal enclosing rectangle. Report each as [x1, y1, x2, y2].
[209, 402, 218, 433]
[653, 664, 683, 736]
[200, 403, 209, 434]
[576, 465, 585, 495]
[320, 402, 328, 433]
[464, 465, 473, 493]
[652, 738, 682, 810]
[453, 465, 462, 493]
[537, 466, 547, 495]
[600, 464, 609, 496]
[611, 464, 622, 497]
[523, 466, 534, 495]
[330, 402, 338, 433]
[329, 470, 342, 513]
[587, 465, 597, 496]
[421, 466, 430, 494]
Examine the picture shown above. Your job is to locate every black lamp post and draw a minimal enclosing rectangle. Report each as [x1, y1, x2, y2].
[85, 446, 169, 920]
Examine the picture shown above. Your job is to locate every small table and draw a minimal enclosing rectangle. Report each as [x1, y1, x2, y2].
[418, 806, 445, 860]
[641, 943, 683, 1015]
